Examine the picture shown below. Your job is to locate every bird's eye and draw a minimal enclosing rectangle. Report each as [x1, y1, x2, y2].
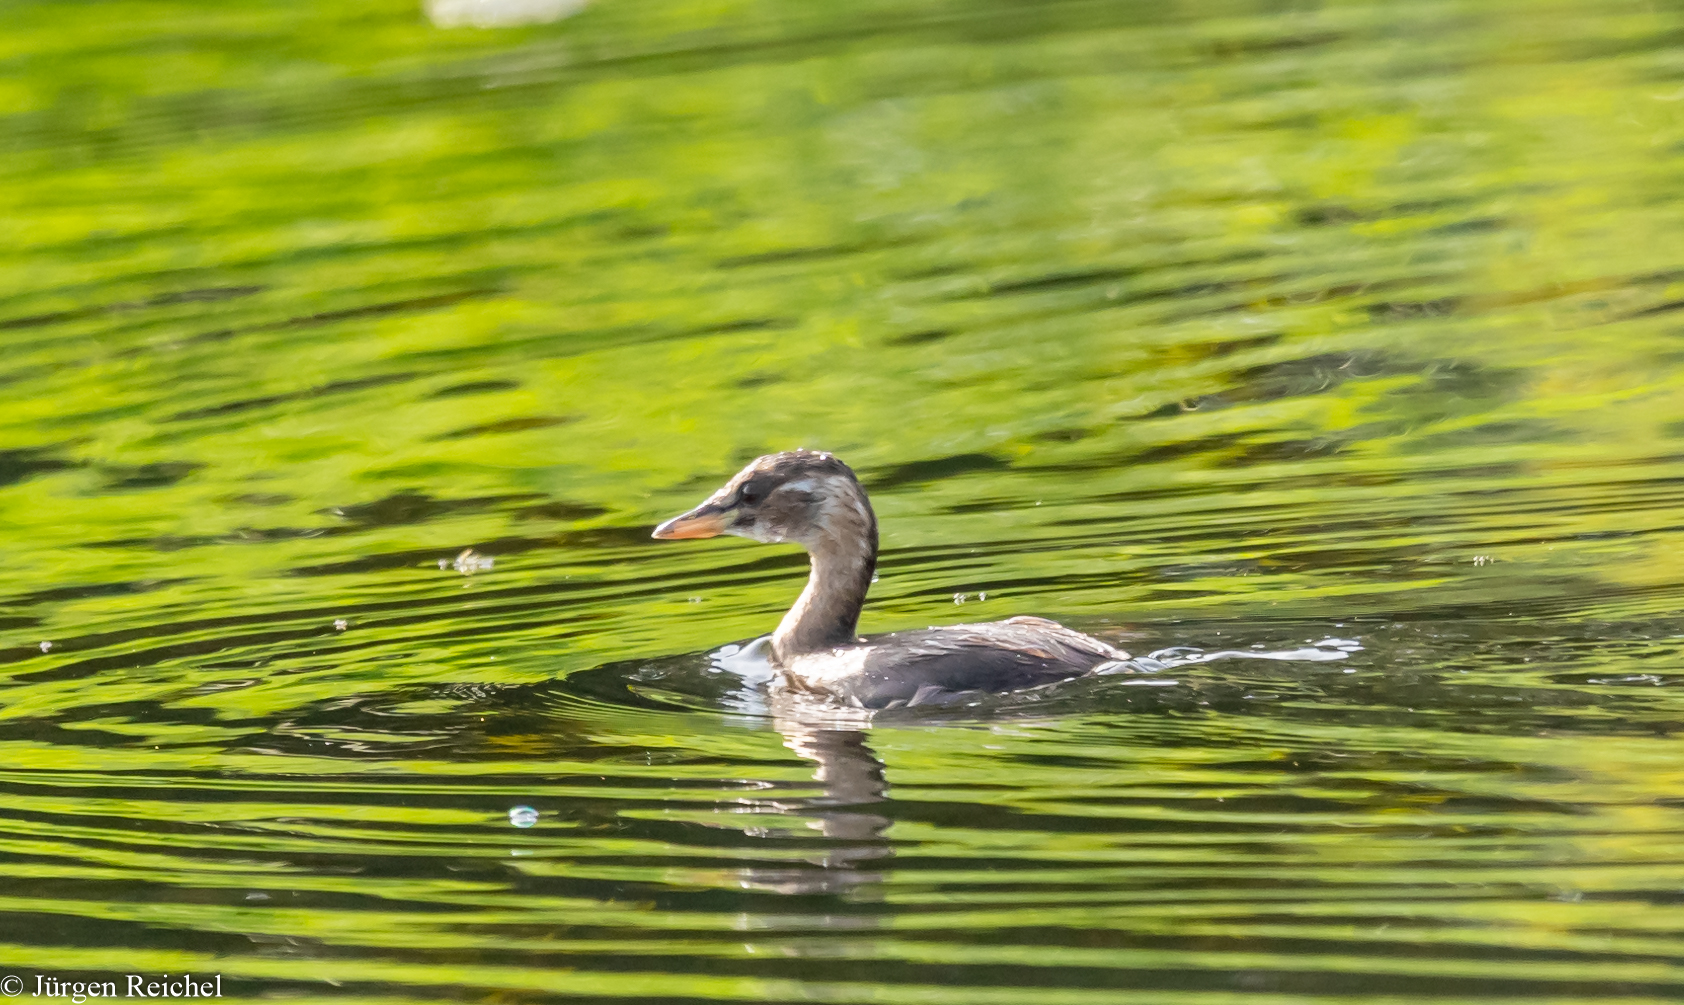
[738, 482, 764, 506]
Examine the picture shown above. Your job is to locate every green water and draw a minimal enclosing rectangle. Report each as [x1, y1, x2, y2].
[3, 0, 1684, 1000]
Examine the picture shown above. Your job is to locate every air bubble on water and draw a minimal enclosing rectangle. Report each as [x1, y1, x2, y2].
[508, 805, 539, 828]
[38, 641, 52, 653]
[953, 593, 967, 604]
[333, 619, 349, 631]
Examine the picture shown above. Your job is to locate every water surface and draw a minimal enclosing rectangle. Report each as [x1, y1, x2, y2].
[3, 0, 1684, 1000]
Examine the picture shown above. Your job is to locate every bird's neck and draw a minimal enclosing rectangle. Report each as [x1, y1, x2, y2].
[772, 511, 878, 664]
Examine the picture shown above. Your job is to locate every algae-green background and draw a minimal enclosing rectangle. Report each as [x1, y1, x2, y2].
[2, 0, 1683, 1000]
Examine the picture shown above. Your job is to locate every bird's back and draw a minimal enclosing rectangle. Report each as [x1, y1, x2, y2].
[781, 616, 1127, 709]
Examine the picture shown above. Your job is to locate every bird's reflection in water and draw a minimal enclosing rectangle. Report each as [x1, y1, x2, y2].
[729, 690, 893, 900]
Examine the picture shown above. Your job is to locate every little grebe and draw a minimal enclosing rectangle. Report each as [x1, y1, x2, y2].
[653, 450, 1128, 708]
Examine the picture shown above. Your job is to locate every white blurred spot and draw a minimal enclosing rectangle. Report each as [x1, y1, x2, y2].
[508, 805, 540, 828]
[452, 548, 495, 575]
[953, 593, 967, 604]
[38, 641, 52, 653]
[426, 0, 586, 28]
[333, 619, 349, 631]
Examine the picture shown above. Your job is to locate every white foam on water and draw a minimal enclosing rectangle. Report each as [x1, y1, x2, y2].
[1107, 638, 1363, 675]
[713, 636, 778, 682]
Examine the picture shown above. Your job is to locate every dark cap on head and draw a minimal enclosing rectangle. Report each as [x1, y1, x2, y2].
[651, 450, 870, 545]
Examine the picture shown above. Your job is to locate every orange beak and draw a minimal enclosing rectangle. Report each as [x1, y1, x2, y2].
[652, 504, 733, 540]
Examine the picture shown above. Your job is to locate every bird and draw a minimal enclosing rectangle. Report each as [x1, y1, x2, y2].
[652, 450, 1128, 709]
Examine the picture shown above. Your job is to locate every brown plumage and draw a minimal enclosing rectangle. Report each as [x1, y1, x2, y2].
[653, 450, 1128, 709]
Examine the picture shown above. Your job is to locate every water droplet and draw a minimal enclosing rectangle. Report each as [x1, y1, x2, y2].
[508, 805, 539, 828]
[333, 619, 349, 631]
[38, 641, 52, 653]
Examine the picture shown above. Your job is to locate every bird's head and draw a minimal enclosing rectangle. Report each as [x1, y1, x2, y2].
[652, 450, 873, 551]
